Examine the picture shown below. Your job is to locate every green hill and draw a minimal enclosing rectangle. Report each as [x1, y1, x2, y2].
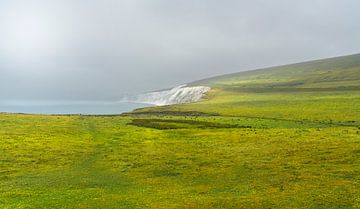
[192, 53, 360, 90]
[135, 53, 360, 123]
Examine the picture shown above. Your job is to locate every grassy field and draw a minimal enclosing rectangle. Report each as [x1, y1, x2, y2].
[1, 54, 360, 208]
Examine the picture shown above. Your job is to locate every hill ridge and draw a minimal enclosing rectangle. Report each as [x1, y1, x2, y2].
[191, 53, 360, 90]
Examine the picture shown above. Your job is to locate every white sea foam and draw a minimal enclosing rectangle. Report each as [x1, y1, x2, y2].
[128, 84, 210, 106]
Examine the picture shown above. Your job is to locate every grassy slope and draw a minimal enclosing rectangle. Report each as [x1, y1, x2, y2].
[1, 54, 360, 208]
[191, 53, 360, 89]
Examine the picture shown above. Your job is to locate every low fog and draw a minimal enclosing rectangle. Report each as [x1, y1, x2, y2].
[0, 0, 359, 102]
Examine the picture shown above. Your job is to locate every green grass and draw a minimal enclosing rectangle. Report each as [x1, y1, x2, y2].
[1, 54, 360, 208]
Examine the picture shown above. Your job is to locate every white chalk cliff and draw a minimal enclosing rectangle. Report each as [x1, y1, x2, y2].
[131, 85, 210, 106]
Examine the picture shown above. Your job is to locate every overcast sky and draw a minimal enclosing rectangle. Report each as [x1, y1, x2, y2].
[0, 0, 359, 101]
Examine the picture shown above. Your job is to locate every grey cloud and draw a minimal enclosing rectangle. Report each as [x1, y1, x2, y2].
[0, 0, 359, 101]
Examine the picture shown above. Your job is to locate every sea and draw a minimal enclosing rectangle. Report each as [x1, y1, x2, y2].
[0, 85, 208, 115]
[0, 102, 152, 115]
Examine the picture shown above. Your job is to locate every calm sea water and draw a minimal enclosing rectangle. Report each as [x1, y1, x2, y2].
[0, 102, 152, 115]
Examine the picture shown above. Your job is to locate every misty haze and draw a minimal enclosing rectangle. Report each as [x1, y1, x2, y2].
[1, 0, 359, 103]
